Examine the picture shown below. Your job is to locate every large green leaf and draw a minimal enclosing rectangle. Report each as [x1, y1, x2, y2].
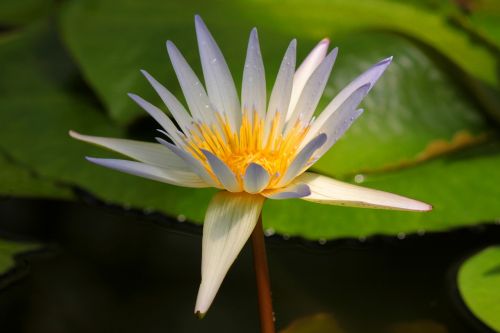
[0, 238, 39, 276]
[458, 246, 500, 332]
[314, 32, 488, 176]
[0, 154, 71, 199]
[59, 0, 499, 124]
[1, 21, 499, 240]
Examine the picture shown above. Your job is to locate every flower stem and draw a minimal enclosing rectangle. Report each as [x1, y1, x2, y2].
[251, 213, 275, 333]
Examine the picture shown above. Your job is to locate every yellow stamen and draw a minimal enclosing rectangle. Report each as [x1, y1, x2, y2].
[185, 110, 310, 190]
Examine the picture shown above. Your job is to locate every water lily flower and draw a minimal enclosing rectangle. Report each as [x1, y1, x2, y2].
[70, 16, 431, 317]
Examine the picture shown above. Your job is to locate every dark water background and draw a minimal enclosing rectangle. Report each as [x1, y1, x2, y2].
[0, 195, 498, 333]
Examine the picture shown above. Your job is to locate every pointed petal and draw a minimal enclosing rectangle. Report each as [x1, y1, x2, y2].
[286, 38, 329, 120]
[298, 172, 432, 211]
[166, 41, 217, 125]
[156, 138, 219, 187]
[278, 133, 327, 186]
[265, 39, 296, 142]
[243, 163, 270, 194]
[201, 150, 240, 192]
[311, 57, 392, 133]
[85, 157, 208, 188]
[128, 93, 184, 146]
[303, 84, 370, 154]
[241, 28, 266, 121]
[262, 183, 310, 199]
[285, 47, 338, 132]
[140, 70, 192, 133]
[70, 131, 187, 169]
[195, 15, 241, 131]
[195, 192, 265, 315]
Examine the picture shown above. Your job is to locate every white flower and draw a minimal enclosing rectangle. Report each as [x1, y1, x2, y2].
[70, 15, 431, 316]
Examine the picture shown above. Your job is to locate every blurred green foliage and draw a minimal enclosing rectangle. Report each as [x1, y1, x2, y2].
[0, 239, 38, 276]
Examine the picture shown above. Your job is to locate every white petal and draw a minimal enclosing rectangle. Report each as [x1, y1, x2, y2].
[303, 83, 370, 150]
[264, 39, 296, 142]
[69, 131, 187, 169]
[140, 70, 192, 133]
[128, 93, 184, 146]
[195, 15, 241, 131]
[298, 172, 432, 211]
[262, 183, 310, 199]
[201, 150, 240, 192]
[195, 192, 265, 315]
[285, 48, 338, 133]
[85, 157, 208, 188]
[156, 138, 219, 187]
[286, 38, 329, 121]
[243, 163, 270, 194]
[310, 57, 392, 135]
[166, 41, 217, 125]
[278, 133, 327, 186]
[241, 28, 266, 122]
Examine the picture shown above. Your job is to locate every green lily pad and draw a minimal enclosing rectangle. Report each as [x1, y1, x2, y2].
[315, 31, 488, 176]
[0, 238, 39, 276]
[0, 154, 71, 199]
[58, 0, 499, 124]
[458, 246, 500, 332]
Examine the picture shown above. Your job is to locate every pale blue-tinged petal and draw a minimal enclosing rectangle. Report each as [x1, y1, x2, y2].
[285, 47, 338, 133]
[262, 183, 310, 199]
[278, 133, 327, 186]
[128, 93, 184, 146]
[311, 57, 392, 134]
[241, 28, 266, 122]
[201, 150, 240, 192]
[70, 131, 187, 170]
[85, 157, 208, 188]
[156, 138, 219, 187]
[243, 163, 270, 194]
[166, 41, 217, 126]
[140, 70, 192, 133]
[303, 84, 370, 155]
[195, 192, 265, 316]
[264, 39, 296, 143]
[286, 38, 330, 121]
[195, 15, 241, 131]
[297, 172, 432, 211]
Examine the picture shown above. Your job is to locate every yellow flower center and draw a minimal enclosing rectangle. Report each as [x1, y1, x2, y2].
[184, 111, 310, 189]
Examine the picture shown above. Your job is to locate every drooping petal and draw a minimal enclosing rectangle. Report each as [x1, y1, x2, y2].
[297, 172, 432, 211]
[243, 163, 270, 194]
[285, 47, 338, 133]
[303, 83, 370, 154]
[262, 183, 310, 199]
[264, 39, 296, 142]
[140, 70, 192, 133]
[286, 38, 330, 121]
[195, 192, 265, 316]
[70, 131, 187, 170]
[85, 157, 208, 188]
[278, 133, 327, 187]
[166, 41, 217, 125]
[311, 57, 392, 134]
[241, 28, 266, 122]
[201, 150, 240, 192]
[156, 138, 219, 187]
[128, 93, 184, 146]
[195, 15, 241, 131]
